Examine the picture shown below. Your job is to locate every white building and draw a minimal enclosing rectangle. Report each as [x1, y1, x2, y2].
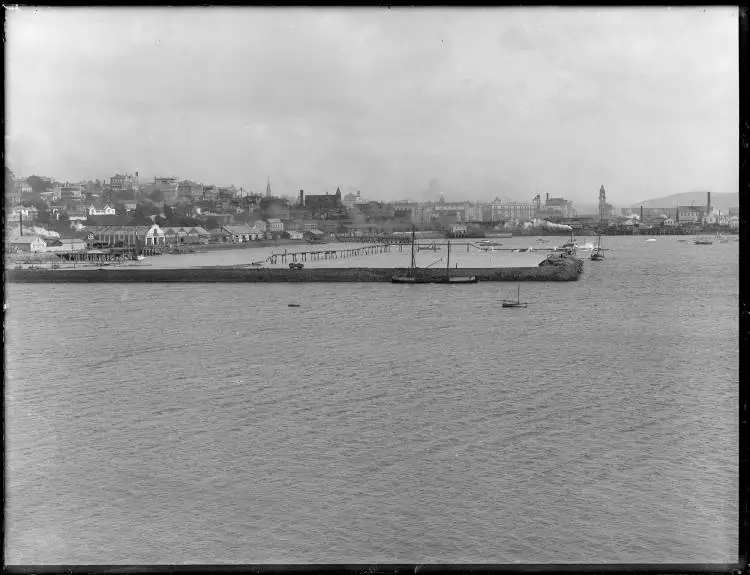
[88, 203, 116, 216]
[9, 235, 47, 252]
[266, 218, 284, 232]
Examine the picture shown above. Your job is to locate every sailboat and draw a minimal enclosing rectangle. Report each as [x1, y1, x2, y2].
[392, 227, 430, 284]
[590, 233, 604, 261]
[433, 241, 477, 284]
[502, 285, 528, 308]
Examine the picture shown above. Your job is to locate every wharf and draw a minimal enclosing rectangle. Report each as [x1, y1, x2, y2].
[6, 257, 583, 283]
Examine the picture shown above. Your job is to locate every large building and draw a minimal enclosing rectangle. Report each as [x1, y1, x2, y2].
[489, 199, 534, 221]
[302, 188, 342, 213]
[110, 172, 140, 192]
[535, 193, 574, 218]
[143, 177, 180, 203]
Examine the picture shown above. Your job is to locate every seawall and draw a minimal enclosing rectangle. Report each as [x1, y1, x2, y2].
[5, 262, 582, 283]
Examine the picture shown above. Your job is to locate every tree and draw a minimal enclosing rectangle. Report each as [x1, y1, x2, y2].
[149, 188, 165, 203]
[162, 204, 176, 224]
[204, 216, 220, 230]
[27, 175, 53, 195]
[5, 167, 16, 194]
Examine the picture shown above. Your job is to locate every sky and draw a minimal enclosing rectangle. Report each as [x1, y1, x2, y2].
[5, 7, 739, 207]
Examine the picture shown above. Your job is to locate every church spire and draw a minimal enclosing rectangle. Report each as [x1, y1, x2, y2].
[266, 177, 271, 198]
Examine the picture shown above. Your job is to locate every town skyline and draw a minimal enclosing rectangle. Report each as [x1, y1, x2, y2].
[6, 7, 738, 205]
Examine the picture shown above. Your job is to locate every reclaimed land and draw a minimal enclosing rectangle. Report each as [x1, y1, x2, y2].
[6, 261, 582, 283]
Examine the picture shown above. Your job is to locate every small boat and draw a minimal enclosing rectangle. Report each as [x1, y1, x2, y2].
[693, 236, 713, 245]
[288, 304, 300, 307]
[645, 238, 656, 242]
[393, 226, 431, 283]
[502, 285, 528, 308]
[536, 238, 549, 243]
[590, 233, 604, 261]
[432, 241, 477, 284]
[136, 255, 146, 261]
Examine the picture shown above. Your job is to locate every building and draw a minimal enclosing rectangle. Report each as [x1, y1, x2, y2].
[9, 235, 47, 252]
[60, 183, 85, 201]
[86, 224, 166, 247]
[342, 191, 365, 209]
[302, 188, 342, 213]
[88, 202, 117, 216]
[19, 180, 32, 196]
[266, 218, 284, 233]
[109, 172, 140, 192]
[537, 194, 574, 218]
[677, 204, 705, 223]
[8, 181, 22, 205]
[142, 177, 180, 204]
[221, 224, 262, 242]
[11, 205, 39, 220]
[44, 238, 87, 253]
[489, 199, 534, 221]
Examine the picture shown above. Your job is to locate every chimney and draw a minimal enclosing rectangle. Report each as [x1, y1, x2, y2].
[19, 213, 23, 237]
[640, 205, 644, 221]
[707, 191, 711, 215]
[299, 190, 304, 206]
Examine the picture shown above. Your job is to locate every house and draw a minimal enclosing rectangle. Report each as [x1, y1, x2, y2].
[266, 218, 284, 233]
[124, 202, 138, 213]
[287, 231, 304, 240]
[450, 224, 468, 236]
[9, 235, 47, 252]
[11, 205, 39, 220]
[222, 225, 261, 242]
[88, 202, 116, 216]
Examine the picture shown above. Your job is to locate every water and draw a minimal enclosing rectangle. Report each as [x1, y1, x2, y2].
[5, 236, 738, 564]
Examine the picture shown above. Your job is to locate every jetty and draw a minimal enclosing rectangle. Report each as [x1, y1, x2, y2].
[6, 253, 583, 283]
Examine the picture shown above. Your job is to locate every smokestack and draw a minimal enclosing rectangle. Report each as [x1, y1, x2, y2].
[640, 205, 643, 221]
[707, 191, 711, 215]
[19, 213, 23, 237]
[299, 190, 304, 206]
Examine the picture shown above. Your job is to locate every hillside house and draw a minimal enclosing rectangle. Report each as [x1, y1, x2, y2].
[88, 202, 116, 216]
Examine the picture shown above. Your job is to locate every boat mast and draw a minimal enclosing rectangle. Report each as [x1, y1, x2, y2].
[446, 240, 451, 279]
[410, 225, 416, 276]
[517, 284, 520, 304]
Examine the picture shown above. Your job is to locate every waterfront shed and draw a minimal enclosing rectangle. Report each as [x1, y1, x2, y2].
[9, 235, 47, 252]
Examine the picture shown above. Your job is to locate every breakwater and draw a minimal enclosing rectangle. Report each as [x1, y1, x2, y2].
[5, 260, 582, 283]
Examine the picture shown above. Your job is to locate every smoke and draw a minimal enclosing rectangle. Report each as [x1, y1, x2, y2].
[29, 225, 60, 239]
[521, 219, 573, 231]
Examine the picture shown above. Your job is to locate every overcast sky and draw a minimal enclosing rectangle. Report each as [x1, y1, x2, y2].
[5, 7, 738, 205]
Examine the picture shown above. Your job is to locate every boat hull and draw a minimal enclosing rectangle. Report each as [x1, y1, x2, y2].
[502, 303, 528, 308]
[392, 276, 432, 284]
[433, 276, 478, 284]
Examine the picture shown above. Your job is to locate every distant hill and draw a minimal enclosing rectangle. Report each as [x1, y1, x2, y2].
[632, 191, 739, 211]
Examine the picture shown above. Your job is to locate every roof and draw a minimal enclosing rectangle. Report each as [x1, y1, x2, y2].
[223, 225, 256, 234]
[10, 235, 45, 243]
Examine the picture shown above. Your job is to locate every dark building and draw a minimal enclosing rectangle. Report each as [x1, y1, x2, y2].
[302, 187, 342, 213]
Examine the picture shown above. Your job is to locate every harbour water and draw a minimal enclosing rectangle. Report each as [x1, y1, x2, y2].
[5, 235, 738, 564]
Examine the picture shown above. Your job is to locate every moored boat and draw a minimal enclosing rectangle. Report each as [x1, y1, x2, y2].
[590, 233, 605, 261]
[502, 285, 528, 308]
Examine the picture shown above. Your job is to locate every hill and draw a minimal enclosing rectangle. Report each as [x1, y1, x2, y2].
[632, 191, 738, 211]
